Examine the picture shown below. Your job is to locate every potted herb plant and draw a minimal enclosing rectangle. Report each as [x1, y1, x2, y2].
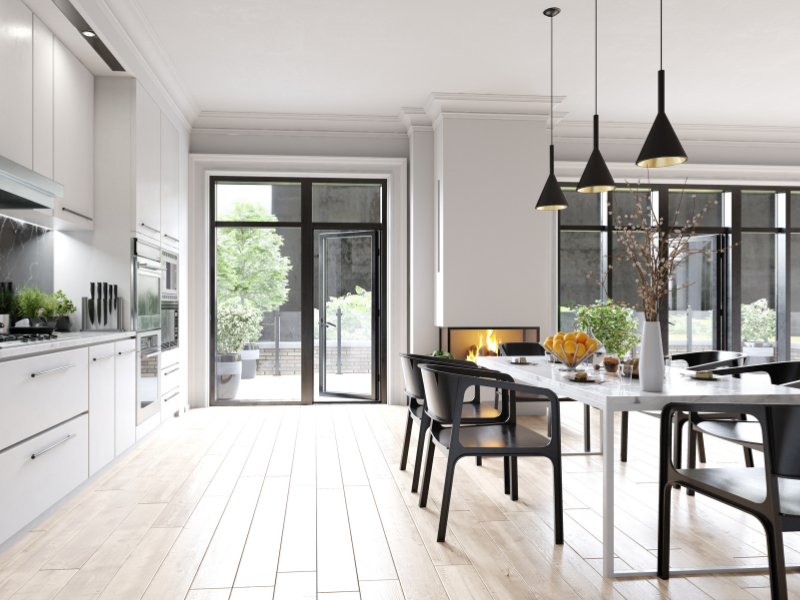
[14, 286, 50, 325]
[216, 300, 264, 400]
[52, 290, 77, 332]
[575, 301, 641, 373]
[741, 299, 775, 364]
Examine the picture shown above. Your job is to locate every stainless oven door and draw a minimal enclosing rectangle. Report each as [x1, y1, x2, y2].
[136, 331, 161, 425]
[134, 257, 162, 331]
[161, 304, 178, 350]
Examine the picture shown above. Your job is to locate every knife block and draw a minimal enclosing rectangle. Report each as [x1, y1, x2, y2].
[81, 296, 124, 331]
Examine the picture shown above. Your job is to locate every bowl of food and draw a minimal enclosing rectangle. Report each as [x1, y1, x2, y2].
[542, 331, 603, 371]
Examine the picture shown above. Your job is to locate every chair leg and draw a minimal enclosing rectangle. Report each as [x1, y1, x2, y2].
[551, 456, 564, 544]
[475, 456, 482, 466]
[584, 404, 591, 452]
[418, 429, 436, 508]
[503, 457, 510, 495]
[620, 411, 628, 462]
[673, 414, 684, 490]
[686, 419, 697, 497]
[764, 520, 788, 600]
[697, 431, 707, 463]
[741, 414, 755, 468]
[411, 412, 430, 493]
[510, 457, 519, 501]
[547, 408, 552, 438]
[437, 454, 459, 542]
[657, 479, 672, 580]
[399, 412, 413, 471]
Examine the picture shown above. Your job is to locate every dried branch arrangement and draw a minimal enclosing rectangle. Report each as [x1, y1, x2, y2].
[588, 181, 737, 322]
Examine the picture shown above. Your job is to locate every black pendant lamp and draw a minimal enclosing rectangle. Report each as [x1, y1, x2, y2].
[577, 0, 615, 193]
[636, 0, 687, 168]
[536, 7, 568, 211]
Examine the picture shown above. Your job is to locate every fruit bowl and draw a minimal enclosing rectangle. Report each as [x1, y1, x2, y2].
[542, 331, 604, 372]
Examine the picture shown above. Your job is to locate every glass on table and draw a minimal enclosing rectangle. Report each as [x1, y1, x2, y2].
[619, 362, 634, 386]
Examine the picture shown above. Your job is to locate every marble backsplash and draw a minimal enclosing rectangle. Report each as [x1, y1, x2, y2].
[0, 216, 54, 295]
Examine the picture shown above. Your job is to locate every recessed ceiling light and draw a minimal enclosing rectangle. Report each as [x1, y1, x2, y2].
[81, 29, 96, 37]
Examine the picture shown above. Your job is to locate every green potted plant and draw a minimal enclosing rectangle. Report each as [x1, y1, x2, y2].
[0, 286, 13, 333]
[51, 290, 77, 332]
[216, 300, 264, 400]
[575, 301, 641, 373]
[741, 299, 775, 364]
[14, 286, 50, 325]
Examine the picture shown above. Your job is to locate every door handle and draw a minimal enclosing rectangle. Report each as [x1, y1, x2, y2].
[31, 364, 75, 378]
[31, 434, 76, 459]
[140, 222, 159, 233]
[93, 354, 116, 362]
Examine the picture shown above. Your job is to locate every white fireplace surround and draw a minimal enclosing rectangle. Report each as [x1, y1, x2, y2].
[188, 154, 408, 407]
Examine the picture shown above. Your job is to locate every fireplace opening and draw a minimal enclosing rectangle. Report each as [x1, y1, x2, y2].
[440, 327, 541, 362]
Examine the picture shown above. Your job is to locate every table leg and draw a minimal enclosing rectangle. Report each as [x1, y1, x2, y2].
[603, 407, 615, 578]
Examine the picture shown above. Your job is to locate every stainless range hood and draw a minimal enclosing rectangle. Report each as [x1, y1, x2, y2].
[0, 154, 63, 210]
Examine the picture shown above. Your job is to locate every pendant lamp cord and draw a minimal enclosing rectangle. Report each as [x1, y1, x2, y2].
[660, 0, 663, 70]
[595, 0, 597, 114]
[550, 14, 553, 146]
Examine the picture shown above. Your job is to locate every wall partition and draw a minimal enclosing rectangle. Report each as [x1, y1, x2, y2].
[558, 185, 797, 363]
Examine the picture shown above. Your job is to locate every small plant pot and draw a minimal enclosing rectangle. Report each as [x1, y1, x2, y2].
[216, 353, 242, 400]
[55, 315, 71, 332]
[240, 344, 260, 380]
[603, 355, 620, 374]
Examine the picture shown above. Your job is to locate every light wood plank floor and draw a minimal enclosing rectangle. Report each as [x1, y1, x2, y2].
[1, 403, 798, 600]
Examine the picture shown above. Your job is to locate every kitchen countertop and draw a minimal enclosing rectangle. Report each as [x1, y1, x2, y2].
[0, 331, 136, 362]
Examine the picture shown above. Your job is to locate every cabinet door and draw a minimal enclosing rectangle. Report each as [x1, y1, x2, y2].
[115, 339, 136, 456]
[134, 82, 161, 240]
[33, 16, 53, 179]
[160, 113, 180, 248]
[0, 0, 32, 168]
[89, 343, 116, 475]
[54, 39, 94, 227]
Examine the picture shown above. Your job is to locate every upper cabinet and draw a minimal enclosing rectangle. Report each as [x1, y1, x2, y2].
[0, 0, 33, 169]
[33, 16, 53, 179]
[134, 82, 161, 241]
[54, 39, 94, 228]
[160, 113, 180, 249]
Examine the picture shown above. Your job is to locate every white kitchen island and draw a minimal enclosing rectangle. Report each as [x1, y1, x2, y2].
[476, 355, 800, 579]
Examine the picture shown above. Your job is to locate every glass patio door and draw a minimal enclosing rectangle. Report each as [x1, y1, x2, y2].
[317, 231, 378, 400]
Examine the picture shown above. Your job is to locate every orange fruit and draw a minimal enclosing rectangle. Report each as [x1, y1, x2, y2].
[566, 352, 575, 365]
[564, 340, 577, 354]
[576, 343, 587, 357]
[576, 332, 588, 344]
[545, 336, 555, 345]
[557, 331, 566, 337]
[585, 339, 598, 353]
[564, 333, 577, 342]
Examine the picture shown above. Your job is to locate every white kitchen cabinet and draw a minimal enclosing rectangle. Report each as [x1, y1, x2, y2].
[89, 343, 116, 476]
[115, 339, 136, 456]
[160, 113, 180, 248]
[54, 38, 94, 228]
[134, 82, 161, 240]
[33, 16, 54, 179]
[0, 0, 33, 169]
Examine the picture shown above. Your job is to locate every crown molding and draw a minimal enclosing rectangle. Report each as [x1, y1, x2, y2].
[193, 110, 408, 136]
[556, 160, 800, 187]
[424, 92, 567, 125]
[191, 128, 409, 140]
[398, 107, 432, 136]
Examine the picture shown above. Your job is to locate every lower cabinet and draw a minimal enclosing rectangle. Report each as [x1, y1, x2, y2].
[0, 414, 88, 545]
[115, 339, 136, 456]
[89, 343, 116, 476]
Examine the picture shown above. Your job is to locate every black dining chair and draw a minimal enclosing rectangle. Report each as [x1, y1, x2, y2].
[658, 402, 800, 600]
[417, 362, 563, 544]
[498, 341, 593, 452]
[619, 350, 746, 464]
[399, 354, 503, 492]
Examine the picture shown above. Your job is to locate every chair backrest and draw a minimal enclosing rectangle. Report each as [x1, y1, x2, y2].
[669, 350, 745, 370]
[766, 406, 800, 478]
[713, 360, 800, 386]
[399, 353, 477, 400]
[418, 362, 512, 423]
[498, 342, 546, 357]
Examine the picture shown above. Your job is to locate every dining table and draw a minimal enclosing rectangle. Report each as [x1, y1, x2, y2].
[476, 354, 800, 579]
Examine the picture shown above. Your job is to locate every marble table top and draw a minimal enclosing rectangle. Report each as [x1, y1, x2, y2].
[0, 330, 135, 362]
[475, 356, 800, 411]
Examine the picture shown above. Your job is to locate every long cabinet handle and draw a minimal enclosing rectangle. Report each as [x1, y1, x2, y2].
[163, 390, 180, 402]
[31, 364, 75, 378]
[118, 349, 136, 355]
[163, 366, 179, 375]
[62, 207, 93, 222]
[93, 354, 116, 362]
[137, 263, 164, 272]
[31, 434, 76, 459]
[164, 233, 180, 243]
[140, 222, 159, 233]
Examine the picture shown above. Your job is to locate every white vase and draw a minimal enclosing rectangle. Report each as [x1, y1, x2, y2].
[639, 321, 665, 393]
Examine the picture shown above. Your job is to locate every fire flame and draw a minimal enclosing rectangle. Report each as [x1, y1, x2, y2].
[466, 331, 501, 362]
[486, 330, 500, 354]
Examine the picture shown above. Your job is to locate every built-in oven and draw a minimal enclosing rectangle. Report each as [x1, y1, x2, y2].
[161, 304, 178, 350]
[136, 330, 161, 425]
[132, 239, 162, 332]
[160, 248, 179, 350]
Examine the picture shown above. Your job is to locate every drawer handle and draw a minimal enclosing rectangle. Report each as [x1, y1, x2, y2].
[118, 349, 136, 355]
[62, 207, 93, 222]
[140, 222, 159, 233]
[163, 390, 179, 402]
[93, 354, 116, 362]
[31, 434, 76, 459]
[163, 366, 179, 375]
[164, 234, 180, 243]
[31, 364, 75, 378]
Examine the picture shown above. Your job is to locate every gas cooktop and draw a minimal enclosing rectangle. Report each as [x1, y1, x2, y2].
[0, 333, 59, 346]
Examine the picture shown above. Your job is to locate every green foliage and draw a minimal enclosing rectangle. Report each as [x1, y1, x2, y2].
[314, 287, 372, 341]
[0, 287, 13, 314]
[52, 291, 76, 316]
[575, 300, 641, 357]
[216, 300, 264, 354]
[14, 286, 50, 319]
[428, 350, 454, 359]
[741, 299, 775, 343]
[216, 200, 292, 313]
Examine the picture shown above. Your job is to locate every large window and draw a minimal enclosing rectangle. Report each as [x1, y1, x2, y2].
[558, 186, 794, 362]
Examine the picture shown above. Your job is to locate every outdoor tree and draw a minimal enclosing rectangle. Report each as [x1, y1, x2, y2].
[216, 199, 292, 313]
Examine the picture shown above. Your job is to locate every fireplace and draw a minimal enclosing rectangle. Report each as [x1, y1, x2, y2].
[440, 327, 540, 362]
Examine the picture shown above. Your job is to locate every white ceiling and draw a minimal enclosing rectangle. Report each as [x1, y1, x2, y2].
[119, 0, 800, 129]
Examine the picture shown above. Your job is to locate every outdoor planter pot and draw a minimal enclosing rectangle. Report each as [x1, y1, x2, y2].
[743, 342, 775, 365]
[217, 353, 242, 400]
[240, 344, 260, 379]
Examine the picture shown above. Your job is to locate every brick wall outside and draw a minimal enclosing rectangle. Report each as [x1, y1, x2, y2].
[256, 346, 372, 376]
